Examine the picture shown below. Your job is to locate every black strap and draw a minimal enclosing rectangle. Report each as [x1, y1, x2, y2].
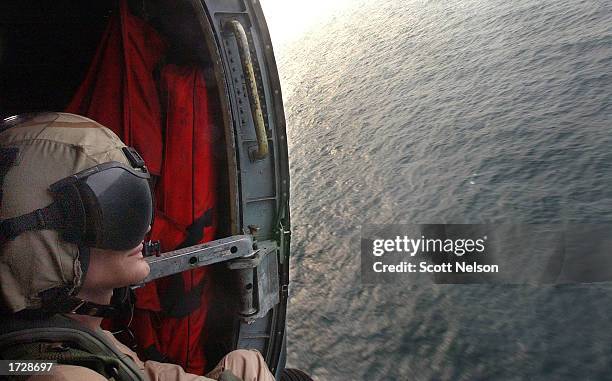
[178, 208, 213, 250]
[159, 209, 213, 318]
[0, 202, 65, 241]
[39, 288, 119, 319]
[160, 278, 206, 318]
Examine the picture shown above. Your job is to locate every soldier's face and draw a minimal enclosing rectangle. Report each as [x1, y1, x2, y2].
[82, 242, 150, 290]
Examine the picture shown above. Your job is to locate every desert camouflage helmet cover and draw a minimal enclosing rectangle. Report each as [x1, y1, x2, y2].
[0, 112, 132, 313]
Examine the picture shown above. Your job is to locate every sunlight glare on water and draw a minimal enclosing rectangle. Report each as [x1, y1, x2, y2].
[259, 0, 352, 51]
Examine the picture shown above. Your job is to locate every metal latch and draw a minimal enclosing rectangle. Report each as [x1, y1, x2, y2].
[133, 235, 256, 287]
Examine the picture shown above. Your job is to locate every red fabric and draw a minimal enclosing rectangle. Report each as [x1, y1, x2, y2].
[66, 1, 218, 375]
[65, 0, 166, 175]
[144, 65, 218, 374]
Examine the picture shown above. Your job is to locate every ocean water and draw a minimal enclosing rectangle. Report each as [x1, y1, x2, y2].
[276, 0, 612, 380]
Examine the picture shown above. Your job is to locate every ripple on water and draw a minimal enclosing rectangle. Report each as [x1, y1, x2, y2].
[280, 0, 612, 379]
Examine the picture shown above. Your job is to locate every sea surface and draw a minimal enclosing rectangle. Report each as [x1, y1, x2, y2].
[274, 0, 612, 380]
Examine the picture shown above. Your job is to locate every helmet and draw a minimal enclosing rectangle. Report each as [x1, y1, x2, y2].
[0, 112, 153, 315]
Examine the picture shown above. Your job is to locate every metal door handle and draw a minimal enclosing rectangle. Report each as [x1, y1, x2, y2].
[225, 20, 269, 160]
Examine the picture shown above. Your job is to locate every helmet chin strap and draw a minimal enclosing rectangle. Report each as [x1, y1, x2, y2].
[38, 288, 134, 319]
[39, 287, 121, 318]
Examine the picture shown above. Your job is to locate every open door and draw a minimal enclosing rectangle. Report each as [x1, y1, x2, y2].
[193, 0, 292, 374]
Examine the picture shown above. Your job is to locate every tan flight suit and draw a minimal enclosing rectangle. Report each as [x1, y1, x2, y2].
[26, 330, 276, 381]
